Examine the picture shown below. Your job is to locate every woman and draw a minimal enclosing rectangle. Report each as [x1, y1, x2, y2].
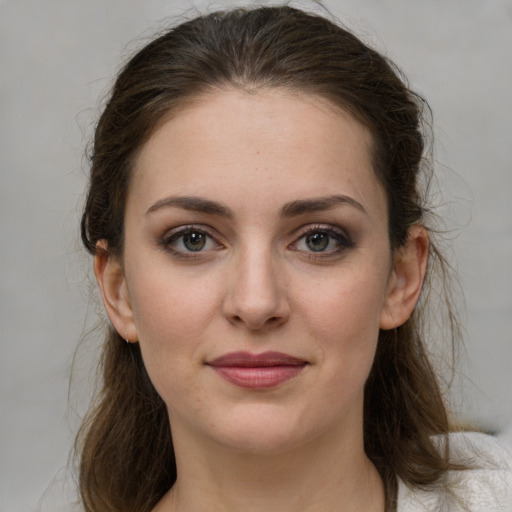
[77, 5, 512, 512]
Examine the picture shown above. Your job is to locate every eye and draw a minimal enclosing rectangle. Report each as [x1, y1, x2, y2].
[181, 231, 208, 251]
[162, 226, 221, 256]
[304, 231, 331, 252]
[292, 226, 354, 256]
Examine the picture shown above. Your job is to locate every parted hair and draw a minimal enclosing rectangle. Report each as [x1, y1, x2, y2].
[78, 5, 463, 511]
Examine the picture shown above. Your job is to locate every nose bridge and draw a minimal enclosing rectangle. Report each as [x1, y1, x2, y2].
[224, 237, 288, 330]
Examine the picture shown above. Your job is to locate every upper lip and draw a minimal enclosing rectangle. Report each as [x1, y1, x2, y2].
[207, 351, 308, 367]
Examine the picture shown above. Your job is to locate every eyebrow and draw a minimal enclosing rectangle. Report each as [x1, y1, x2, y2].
[146, 194, 366, 218]
[146, 196, 234, 218]
[280, 195, 367, 217]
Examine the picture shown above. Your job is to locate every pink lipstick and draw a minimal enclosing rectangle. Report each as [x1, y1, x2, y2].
[207, 351, 307, 389]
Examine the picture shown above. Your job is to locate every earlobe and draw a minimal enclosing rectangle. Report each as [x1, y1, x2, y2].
[379, 225, 429, 330]
[94, 240, 138, 342]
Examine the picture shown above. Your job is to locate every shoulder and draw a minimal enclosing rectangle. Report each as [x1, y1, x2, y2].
[447, 432, 512, 510]
[397, 432, 512, 512]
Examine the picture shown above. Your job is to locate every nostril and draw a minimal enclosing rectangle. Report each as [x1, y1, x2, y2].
[233, 314, 278, 323]
[230, 313, 284, 329]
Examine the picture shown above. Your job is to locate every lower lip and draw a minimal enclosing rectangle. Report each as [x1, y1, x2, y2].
[210, 365, 306, 389]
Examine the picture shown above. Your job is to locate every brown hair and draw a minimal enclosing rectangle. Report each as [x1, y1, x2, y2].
[78, 6, 463, 511]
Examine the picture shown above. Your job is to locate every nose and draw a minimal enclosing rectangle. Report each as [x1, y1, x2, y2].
[222, 245, 289, 331]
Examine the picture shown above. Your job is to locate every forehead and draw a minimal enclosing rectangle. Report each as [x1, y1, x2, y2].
[130, 88, 386, 220]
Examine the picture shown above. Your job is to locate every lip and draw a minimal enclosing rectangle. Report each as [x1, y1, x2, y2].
[206, 351, 308, 389]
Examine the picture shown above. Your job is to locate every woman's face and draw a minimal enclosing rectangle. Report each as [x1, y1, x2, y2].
[98, 89, 422, 453]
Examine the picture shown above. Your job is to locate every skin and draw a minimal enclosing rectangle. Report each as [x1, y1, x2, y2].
[95, 88, 428, 512]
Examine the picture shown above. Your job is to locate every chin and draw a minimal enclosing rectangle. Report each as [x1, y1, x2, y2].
[197, 404, 330, 455]
[212, 427, 304, 455]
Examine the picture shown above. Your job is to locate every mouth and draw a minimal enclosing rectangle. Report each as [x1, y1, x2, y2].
[206, 351, 308, 389]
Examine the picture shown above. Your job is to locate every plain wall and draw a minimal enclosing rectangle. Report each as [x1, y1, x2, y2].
[1, 0, 511, 510]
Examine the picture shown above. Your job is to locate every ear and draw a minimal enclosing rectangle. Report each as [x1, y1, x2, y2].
[94, 240, 138, 342]
[380, 225, 429, 330]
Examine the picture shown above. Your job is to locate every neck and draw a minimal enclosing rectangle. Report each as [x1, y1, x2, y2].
[154, 420, 385, 512]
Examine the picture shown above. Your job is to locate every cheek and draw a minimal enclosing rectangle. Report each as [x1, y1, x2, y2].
[303, 263, 388, 331]
[127, 269, 222, 379]
[127, 274, 220, 418]
[297, 263, 389, 374]
[130, 266, 220, 334]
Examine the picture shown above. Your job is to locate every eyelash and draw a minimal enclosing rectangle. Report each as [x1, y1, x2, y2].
[160, 225, 222, 259]
[290, 225, 355, 259]
[160, 224, 354, 260]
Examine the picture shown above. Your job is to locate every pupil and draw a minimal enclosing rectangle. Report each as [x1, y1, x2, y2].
[306, 232, 328, 251]
[184, 232, 206, 251]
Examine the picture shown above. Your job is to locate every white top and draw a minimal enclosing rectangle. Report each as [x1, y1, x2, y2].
[398, 432, 512, 511]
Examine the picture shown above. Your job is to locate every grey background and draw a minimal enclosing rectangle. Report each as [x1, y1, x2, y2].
[1, 0, 511, 510]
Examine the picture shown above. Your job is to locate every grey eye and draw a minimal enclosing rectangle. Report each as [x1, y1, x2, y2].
[163, 227, 219, 255]
[293, 226, 354, 256]
[182, 231, 207, 251]
[305, 232, 330, 252]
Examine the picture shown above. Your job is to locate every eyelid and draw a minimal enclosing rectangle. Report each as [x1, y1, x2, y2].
[289, 224, 354, 256]
[290, 223, 351, 241]
[160, 224, 224, 258]
[158, 222, 354, 260]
